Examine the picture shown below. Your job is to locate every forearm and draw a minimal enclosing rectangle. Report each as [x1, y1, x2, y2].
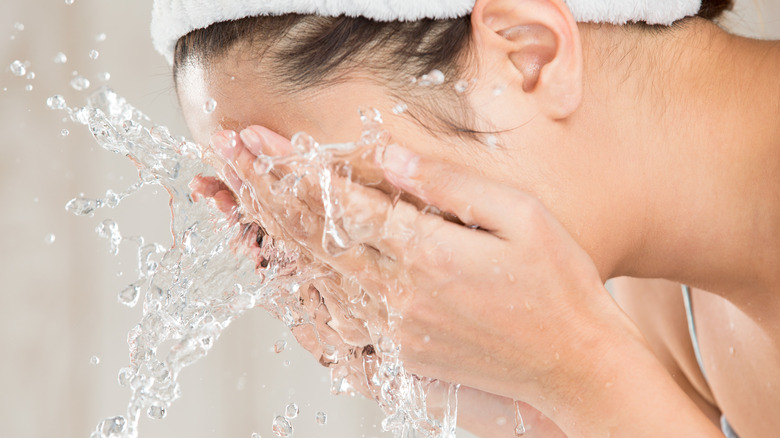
[457, 386, 567, 438]
[528, 320, 723, 438]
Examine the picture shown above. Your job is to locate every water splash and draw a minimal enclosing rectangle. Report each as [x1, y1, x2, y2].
[513, 401, 526, 436]
[61, 87, 459, 438]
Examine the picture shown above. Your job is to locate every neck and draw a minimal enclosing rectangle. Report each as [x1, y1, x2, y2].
[576, 19, 780, 306]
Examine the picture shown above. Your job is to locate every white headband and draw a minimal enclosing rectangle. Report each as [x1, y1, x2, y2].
[152, 0, 702, 65]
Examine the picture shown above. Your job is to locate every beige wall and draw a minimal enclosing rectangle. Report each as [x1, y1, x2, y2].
[0, 1, 777, 437]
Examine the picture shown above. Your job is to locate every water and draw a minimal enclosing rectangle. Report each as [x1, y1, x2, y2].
[10, 60, 26, 76]
[59, 88, 460, 437]
[272, 416, 293, 437]
[54, 52, 68, 64]
[202, 98, 217, 114]
[284, 403, 299, 419]
[315, 411, 327, 425]
[71, 76, 91, 91]
[513, 401, 526, 436]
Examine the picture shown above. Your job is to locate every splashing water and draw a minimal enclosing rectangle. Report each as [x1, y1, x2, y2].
[61, 87, 459, 438]
[513, 401, 526, 436]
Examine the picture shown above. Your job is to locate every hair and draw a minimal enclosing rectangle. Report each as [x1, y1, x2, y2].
[173, 0, 734, 138]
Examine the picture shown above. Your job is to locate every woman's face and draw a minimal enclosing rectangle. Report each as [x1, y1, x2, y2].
[173, 44, 554, 193]
[177, 56, 485, 169]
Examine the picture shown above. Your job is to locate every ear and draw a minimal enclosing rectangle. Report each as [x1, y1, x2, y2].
[471, 0, 583, 120]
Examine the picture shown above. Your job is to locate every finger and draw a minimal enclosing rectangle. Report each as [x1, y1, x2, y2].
[380, 144, 531, 235]
[190, 174, 241, 222]
[189, 175, 226, 201]
[239, 125, 294, 157]
[213, 130, 395, 304]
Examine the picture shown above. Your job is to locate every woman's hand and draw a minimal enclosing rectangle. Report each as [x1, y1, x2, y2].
[212, 125, 723, 437]
[189, 173, 376, 396]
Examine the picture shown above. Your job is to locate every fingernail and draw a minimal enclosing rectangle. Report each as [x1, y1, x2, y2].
[212, 131, 237, 160]
[239, 128, 264, 155]
[382, 144, 419, 179]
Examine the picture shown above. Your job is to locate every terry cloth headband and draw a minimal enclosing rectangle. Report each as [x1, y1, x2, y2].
[152, 0, 703, 65]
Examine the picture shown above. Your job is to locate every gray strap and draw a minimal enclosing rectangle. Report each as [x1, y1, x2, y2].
[682, 284, 708, 380]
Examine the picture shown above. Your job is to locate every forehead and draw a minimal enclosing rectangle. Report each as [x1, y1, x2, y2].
[175, 57, 394, 148]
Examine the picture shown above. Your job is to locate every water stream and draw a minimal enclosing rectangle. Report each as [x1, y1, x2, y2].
[57, 87, 459, 438]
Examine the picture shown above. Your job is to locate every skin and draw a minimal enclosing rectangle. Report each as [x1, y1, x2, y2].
[177, 0, 780, 436]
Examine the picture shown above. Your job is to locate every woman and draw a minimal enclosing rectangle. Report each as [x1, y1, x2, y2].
[157, 0, 779, 436]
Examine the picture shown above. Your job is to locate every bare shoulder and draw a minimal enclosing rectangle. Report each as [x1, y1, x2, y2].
[609, 277, 721, 422]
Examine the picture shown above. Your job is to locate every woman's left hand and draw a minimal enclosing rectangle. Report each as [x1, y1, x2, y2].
[211, 125, 640, 415]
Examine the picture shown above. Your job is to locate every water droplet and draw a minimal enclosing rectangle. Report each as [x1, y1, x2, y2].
[315, 412, 327, 425]
[729, 346, 735, 356]
[486, 135, 498, 149]
[70, 75, 90, 91]
[95, 33, 107, 42]
[455, 79, 469, 93]
[98, 416, 126, 436]
[272, 416, 293, 437]
[253, 157, 274, 175]
[377, 336, 394, 354]
[202, 98, 217, 114]
[53, 52, 67, 64]
[147, 404, 167, 420]
[251, 434, 262, 438]
[61, 129, 69, 137]
[65, 0, 74, 5]
[25, 84, 33, 91]
[392, 102, 408, 115]
[422, 335, 431, 343]
[13, 22, 24, 32]
[26, 72, 35, 80]
[493, 84, 507, 96]
[513, 400, 526, 436]
[9, 60, 26, 76]
[273, 339, 287, 354]
[44, 233, 56, 244]
[284, 403, 299, 419]
[46, 94, 66, 110]
[89, 50, 99, 60]
[98, 71, 110, 82]
[90, 355, 100, 365]
[419, 69, 445, 86]
[117, 367, 133, 387]
[118, 285, 140, 307]
[96, 219, 122, 255]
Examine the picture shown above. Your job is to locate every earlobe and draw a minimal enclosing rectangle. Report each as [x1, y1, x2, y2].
[473, 0, 583, 120]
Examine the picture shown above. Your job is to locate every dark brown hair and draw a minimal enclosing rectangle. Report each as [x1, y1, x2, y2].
[173, 1, 734, 136]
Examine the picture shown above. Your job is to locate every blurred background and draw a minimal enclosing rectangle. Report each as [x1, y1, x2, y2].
[0, 1, 777, 437]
